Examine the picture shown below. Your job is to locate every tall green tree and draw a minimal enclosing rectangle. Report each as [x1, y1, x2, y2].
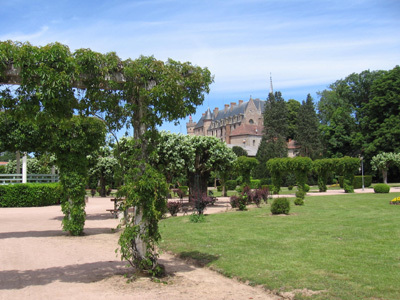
[317, 69, 385, 158]
[254, 91, 288, 179]
[286, 98, 301, 140]
[295, 94, 322, 159]
[362, 66, 400, 156]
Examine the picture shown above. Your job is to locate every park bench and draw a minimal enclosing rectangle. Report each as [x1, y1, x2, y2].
[108, 198, 125, 218]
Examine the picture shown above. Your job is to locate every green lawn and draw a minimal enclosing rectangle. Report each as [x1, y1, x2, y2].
[159, 193, 400, 299]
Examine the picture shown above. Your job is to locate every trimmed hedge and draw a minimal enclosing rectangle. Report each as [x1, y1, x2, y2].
[250, 179, 261, 189]
[0, 183, 63, 207]
[225, 180, 237, 191]
[339, 175, 372, 189]
[354, 176, 372, 189]
[374, 184, 390, 193]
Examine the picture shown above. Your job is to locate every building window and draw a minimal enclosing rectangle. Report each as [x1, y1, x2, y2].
[249, 119, 254, 124]
[253, 140, 255, 146]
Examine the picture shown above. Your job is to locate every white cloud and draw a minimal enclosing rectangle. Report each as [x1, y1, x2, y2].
[1, 26, 49, 42]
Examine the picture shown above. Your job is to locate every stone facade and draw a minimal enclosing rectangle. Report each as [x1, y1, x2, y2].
[187, 97, 300, 157]
[186, 98, 265, 156]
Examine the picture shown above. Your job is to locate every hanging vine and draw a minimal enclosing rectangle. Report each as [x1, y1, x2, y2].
[0, 40, 213, 273]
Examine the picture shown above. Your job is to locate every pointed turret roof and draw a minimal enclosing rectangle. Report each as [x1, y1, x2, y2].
[204, 108, 212, 120]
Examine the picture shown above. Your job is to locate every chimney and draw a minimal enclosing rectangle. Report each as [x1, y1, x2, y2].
[224, 104, 229, 112]
[213, 107, 219, 117]
[202, 113, 205, 117]
[230, 102, 236, 111]
[239, 100, 243, 105]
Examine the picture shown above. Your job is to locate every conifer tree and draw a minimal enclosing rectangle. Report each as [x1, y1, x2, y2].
[254, 91, 288, 179]
[295, 94, 322, 159]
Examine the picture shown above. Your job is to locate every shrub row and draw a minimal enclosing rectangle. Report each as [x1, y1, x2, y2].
[339, 176, 372, 189]
[0, 183, 63, 207]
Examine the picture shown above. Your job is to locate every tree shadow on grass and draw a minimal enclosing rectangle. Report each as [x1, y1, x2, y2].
[177, 251, 220, 267]
[0, 261, 128, 290]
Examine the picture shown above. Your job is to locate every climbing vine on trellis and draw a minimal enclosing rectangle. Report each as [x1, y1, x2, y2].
[0, 40, 213, 274]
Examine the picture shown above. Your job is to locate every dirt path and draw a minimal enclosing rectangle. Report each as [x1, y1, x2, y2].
[0, 197, 280, 300]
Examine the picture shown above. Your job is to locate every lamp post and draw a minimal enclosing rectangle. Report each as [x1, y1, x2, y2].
[361, 156, 364, 191]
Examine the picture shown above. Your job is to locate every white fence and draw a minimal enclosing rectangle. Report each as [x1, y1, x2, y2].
[0, 174, 59, 185]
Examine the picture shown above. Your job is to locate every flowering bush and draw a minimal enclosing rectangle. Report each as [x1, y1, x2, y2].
[390, 196, 400, 205]
[167, 201, 181, 216]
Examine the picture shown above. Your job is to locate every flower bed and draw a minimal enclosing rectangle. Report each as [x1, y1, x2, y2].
[389, 196, 400, 205]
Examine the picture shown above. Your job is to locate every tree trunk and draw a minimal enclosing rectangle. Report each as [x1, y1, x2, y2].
[131, 97, 149, 262]
[382, 169, 388, 184]
[99, 173, 106, 197]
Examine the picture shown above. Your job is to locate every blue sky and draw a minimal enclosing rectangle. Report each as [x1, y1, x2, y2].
[1, 0, 399, 134]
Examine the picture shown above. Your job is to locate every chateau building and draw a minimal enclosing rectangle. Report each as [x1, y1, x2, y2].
[187, 97, 299, 157]
[187, 98, 265, 156]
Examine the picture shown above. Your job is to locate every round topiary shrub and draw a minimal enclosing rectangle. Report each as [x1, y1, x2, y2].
[294, 197, 304, 206]
[271, 197, 290, 215]
[304, 184, 310, 192]
[374, 184, 390, 193]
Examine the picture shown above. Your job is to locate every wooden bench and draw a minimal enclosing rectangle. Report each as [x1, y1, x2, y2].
[106, 209, 119, 218]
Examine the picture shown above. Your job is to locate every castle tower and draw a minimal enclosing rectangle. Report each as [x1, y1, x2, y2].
[203, 108, 213, 136]
[186, 115, 196, 136]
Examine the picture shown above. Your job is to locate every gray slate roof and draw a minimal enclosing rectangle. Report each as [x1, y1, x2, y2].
[194, 98, 265, 129]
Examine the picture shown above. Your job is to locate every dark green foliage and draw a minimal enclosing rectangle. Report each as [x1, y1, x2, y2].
[295, 94, 322, 159]
[294, 197, 304, 206]
[353, 175, 372, 189]
[0, 165, 6, 174]
[317, 69, 385, 158]
[254, 91, 288, 179]
[0, 183, 62, 207]
[295, 190, 306, 199]
[373, 184, 390, 193]
[336, 156, 360, 193]
[363, 66, 400, 156]
[286, 99, 301, 140]
[226, 179, 237, 191]
[249, 179, 261, 189]
[271, 197, 290, 215]
[232, 146, 248, 157]
[266, 157, 291, 194]
[235, 156, 258, 185]
[118, 164, 169, 276]
[313, 158, 336, 192]
[217, 185, 222, 192]
[289, 156, 313, 196]
[284, 173, 296, 188]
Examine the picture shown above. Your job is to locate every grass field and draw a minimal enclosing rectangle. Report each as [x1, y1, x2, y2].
[159, 193, 400, 299]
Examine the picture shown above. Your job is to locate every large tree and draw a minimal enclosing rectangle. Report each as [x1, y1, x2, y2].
[362, 66, 400, 156]
[317, 69, 385, 158]
[254, 91, 288, 179]
[155, 132, 236, 199]
[295, 94, 322, 159]
[286, 98, 301, 141]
